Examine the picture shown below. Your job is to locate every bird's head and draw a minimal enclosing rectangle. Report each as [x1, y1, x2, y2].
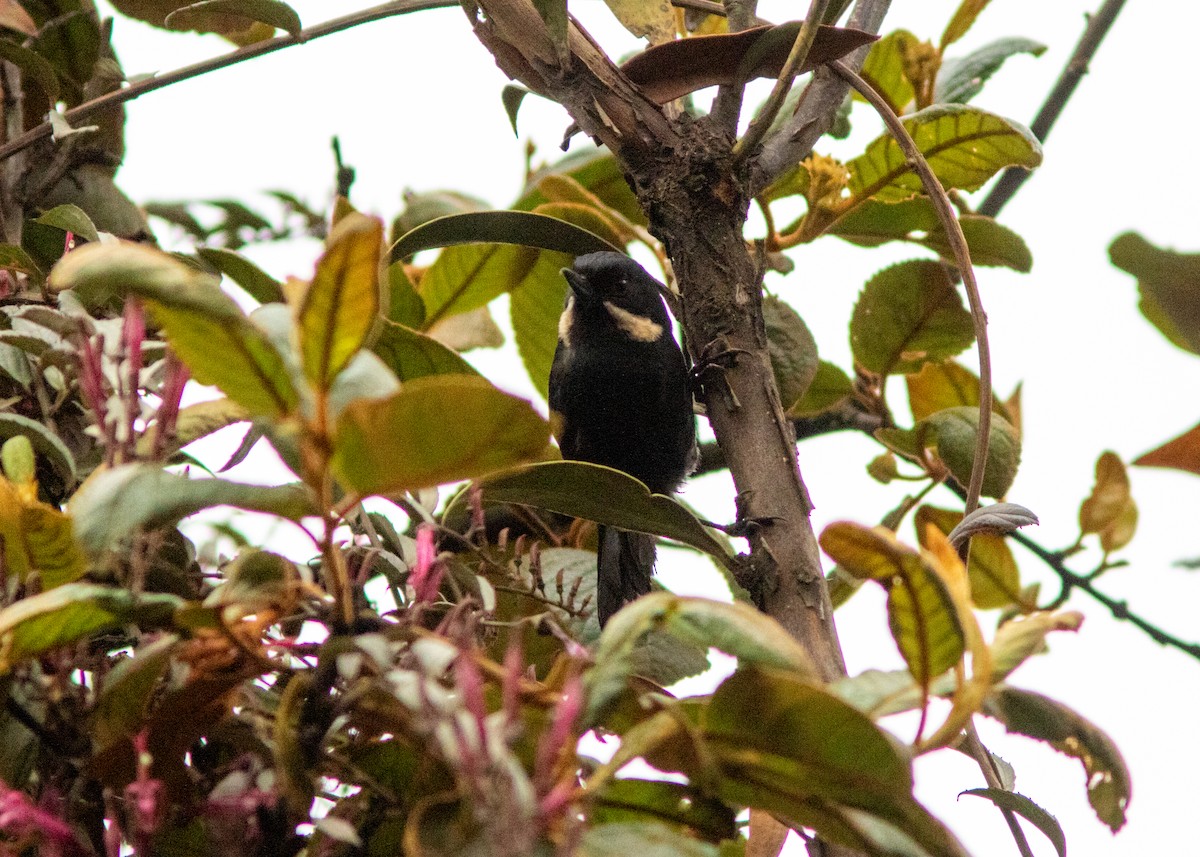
[561, 252, 672, 342]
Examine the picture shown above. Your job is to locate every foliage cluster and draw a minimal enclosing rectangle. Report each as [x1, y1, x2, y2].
[0, 1, 1190, 856]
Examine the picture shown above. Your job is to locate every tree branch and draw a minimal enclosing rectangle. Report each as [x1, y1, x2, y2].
[751, 0, 889, 194]
[1009, 529, 1200, 662]
[0, 0, 457, 166]
[732, 0, 832, 160]
[976, 0, 1128, 218]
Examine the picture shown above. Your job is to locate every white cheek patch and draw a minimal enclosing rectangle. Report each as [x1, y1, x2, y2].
[603, 300, 663, 343]
[558, 295, 575, 346]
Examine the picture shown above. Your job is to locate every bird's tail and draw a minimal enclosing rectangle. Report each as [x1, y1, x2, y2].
[596, 525, 655, 627]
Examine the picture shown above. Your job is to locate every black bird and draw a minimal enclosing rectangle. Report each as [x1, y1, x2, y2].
[548, 252, 696, 626]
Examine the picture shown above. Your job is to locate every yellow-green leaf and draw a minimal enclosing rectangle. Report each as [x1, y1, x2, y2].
[299, 213, 384, 389]
[150, 302, 298, 419]
[940, 0, 991, 51]
[857, 29, 918, 114]
[332, 375, 550, 497]
[915, 505, 1021, 609]
[846, 104, 1042, 204]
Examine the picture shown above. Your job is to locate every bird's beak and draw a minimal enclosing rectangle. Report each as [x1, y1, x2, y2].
[561, 267, 594, 302]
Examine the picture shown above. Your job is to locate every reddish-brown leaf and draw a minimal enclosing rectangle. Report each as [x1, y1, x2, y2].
[1134, 422, 1200, 476]
[620, 23, 878, 104]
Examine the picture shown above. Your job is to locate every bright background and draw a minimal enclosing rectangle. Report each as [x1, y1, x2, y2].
[92, 1, 1200, 854]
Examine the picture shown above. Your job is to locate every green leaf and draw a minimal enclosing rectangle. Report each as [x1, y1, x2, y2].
[299, 213, 383, 389]
[331, 375, 549, 497]
[936, 38, 1046, 104]
[958, 790, 1065, 857]
[385, 261, 426, 327]
[764, 296, 819, 410]
[501, 84, 530, 136]
[830, 198, 1032, 271]
[197, 246, 285, 304]
[0, 412, 77, 488]
[591, 780, 737, 843]
[850, 260, 974, 376]
[983, 685, 1130, 832]
[940, 0, 990, 51]
[0, 39, 60, 101]
[887, 556, 964, 685]
[846, 104, 1042, 203]
[371, 320, 478, 381]
[0, 584, 181, 669]
[0, 244, 42, 282]
[914, 506, 1021, 609]
[579, 822, 723, 857]
[93, 635, 178, 753]
[69, 464, 314, 555]
[517, 148, 646, 226]
[510, 251, 570, 398]
[447, 461, 729, 560]
[164, 0, 302, 36]
[924, 407, 1020, 498]
[1109, 232, 1200, 354]
[702, 668, 969, 857]
[787, 361, 854, 417]
[47, 242, 299, 418]
[390, 210, 618, 266]
[35, 204, 98, 244]
[857, 29, 917, 114]
[151, 301, 299, 418]
[588, 594, 818, 725]
[532, 0, 569, 63]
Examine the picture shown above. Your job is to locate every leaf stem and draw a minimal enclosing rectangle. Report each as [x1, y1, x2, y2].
[733, 0, 832, 161]
[962, 721, 1036, 857]
[0, 0, 457, 166]
[831, 60, 992, 518]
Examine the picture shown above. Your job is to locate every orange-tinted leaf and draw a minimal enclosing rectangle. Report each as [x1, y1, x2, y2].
[0, 0, 37, 35]
[1079, 452, 1137, 553]
[1135, 421, 1200, 476]
[619, 23, 877, 104]
[915, 505, 1021, 609]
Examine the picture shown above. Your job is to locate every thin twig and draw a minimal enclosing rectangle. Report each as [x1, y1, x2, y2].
[977, 0, 1128, 218]
[0, 0, 456, 166]
[831, 60, 992, 517]
[1009, 529, 1200, 662]
[962, 722, 1037, 857]
[751, 0, 889, 193]
[733, 0, 832, 161]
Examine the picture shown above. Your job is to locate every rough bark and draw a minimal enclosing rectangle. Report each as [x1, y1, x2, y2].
[465, 0, 849, 682]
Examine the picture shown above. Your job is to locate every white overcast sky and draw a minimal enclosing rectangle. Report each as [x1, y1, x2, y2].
[94, 1, 1200, 855]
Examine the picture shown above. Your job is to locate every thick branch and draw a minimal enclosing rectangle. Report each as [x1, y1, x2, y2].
[751, 0, 889, 193]
[977, 0, 1127, 218]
